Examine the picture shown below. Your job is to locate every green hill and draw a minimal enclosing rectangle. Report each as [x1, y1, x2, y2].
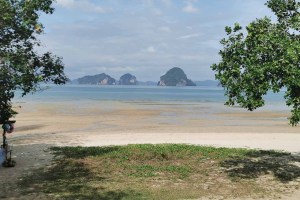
[74, 73, 116, 85]
[118, 73, 138, 85]
[158, 67, 196, 86]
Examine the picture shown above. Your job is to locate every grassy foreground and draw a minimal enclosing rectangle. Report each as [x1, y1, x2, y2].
[19, 144, 300, 200]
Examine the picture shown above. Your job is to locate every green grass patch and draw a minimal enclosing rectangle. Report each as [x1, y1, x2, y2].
[50, 144, 251, 160]
[18, 144, 300, 200]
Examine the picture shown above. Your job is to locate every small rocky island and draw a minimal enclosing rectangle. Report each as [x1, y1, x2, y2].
[74, 73, 116, 85]
[118, 73, 138, 85]
[158, 67, 196, 86]
[72, 68, 198, 86]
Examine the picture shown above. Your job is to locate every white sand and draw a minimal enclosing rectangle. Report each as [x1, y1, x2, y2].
[8, 101, 300, 152]
[6, 100, 300, 200]
[82, 132, 300, 152]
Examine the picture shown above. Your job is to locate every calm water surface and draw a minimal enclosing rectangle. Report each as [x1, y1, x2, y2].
[14, 84, 288, 111]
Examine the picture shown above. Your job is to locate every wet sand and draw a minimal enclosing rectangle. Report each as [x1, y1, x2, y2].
[2, 100, 300, 200]
[8, 100, 300, 152]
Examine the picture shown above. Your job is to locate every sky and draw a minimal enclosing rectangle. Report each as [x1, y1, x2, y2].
[38, 0, 274, 81]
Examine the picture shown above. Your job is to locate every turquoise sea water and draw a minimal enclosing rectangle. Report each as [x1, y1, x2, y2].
[15, 85, 225, 102]
[13, 84, 288, 110]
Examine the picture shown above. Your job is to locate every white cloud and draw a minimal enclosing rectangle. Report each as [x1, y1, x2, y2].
[56, 0, 74, 7]
[144, 46, 156, 53]
[177, 33, 202, 40]
[153, 9, 163, 16]
[162, 0, 172, 6]
[95, 66, 134, 73]
[94, 55, 117, 63]
[56, 0, 105, 13]
[41, 0, 271, 81]
[112, 66, 134, 72]
[143, 0, 154, 6]
[183, 1, 199, 14]
[159, 26, 171, 32]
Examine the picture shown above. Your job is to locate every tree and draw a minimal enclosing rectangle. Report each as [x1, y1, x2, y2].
[211, 0, 300, 126]
[0, 0, 67, 124]
[1, 0, 67, 166]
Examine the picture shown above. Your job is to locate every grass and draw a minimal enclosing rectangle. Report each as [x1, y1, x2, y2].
[18, 144, 300, 200]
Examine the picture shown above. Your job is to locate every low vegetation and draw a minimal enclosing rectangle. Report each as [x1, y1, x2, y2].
[19, 144, 300, 199]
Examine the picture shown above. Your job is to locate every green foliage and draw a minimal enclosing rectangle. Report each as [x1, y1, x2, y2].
[0, 0, 67, 123]
[211, 0, 300, 125]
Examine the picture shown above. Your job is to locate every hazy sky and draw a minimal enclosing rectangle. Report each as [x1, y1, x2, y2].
[38, 0, 273, 81]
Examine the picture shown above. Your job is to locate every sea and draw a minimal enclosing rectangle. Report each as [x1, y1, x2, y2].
[13, 84, 288, 111]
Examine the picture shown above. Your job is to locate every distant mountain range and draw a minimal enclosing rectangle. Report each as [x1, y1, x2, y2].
[71, 68, 219, 87]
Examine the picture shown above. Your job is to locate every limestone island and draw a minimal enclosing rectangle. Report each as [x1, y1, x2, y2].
[118, 73, 138, 85]
[74, 73, 116, 85]
[158, 67, 196, 86]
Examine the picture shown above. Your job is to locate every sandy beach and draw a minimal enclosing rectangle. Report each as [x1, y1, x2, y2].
[8, 100, 300, 152]
[0, 100, 299, 200]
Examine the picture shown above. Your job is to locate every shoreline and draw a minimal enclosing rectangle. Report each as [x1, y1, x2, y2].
[5, 100, 300, 152]
[2, 100, 300, 200]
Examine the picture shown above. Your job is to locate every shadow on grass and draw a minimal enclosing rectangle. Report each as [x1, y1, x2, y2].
[18, 147, 142, 200]
[50, 146, 122, 159]
[221, 150, 300, 182]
